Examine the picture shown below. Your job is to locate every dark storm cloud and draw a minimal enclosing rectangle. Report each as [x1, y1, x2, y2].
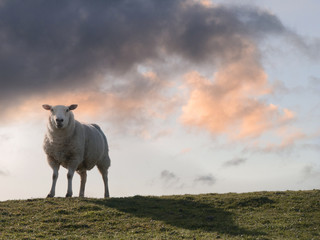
[0, 0, 287, 104]
[0, 0, 174, 95]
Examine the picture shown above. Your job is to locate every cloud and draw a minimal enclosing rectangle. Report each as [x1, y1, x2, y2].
[180, 148, 192, 154]
[153, 129, 173, 140]
[299, 165, 320, 183]
[301, 143, 320, 152]
[0, 0, 316, 147]
[161, 170, 179, 182]
[307, 76, 320, 95]
[0, 0, 178, 96]
[302, 165, 315, 177]
[195, 0, 212, 8]
[194, 174, 216, 186]
[0, 134, 11, 141]
[3, 70, 179, 135]
[0, 169, 9, 176]
[223, 158, 247, 167]
[160, 170, 186, 189]
[0, 0, 288, 114]
[180, 42, 295, 140]
[242, 129, 308, 154]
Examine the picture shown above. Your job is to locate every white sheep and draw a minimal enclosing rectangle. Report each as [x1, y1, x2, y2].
[42, 104, 111, 198]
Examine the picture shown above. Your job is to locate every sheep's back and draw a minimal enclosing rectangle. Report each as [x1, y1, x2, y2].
[82, 123, 108, 170]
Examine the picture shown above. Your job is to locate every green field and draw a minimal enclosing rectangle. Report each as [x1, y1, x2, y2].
[0, 190, 319, 239]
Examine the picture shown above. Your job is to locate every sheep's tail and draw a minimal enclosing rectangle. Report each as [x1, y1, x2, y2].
[91, 124, 108, 150]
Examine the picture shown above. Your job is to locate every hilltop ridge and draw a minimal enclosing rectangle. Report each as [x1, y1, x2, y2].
[0, 190, 319, 239]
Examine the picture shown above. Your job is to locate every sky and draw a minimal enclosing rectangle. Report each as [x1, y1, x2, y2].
[0, 0, 319, 200]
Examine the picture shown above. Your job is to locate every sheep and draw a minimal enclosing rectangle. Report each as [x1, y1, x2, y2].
[42, 104, 111, 198]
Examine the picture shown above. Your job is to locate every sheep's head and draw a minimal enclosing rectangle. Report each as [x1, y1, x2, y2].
[42, 104, 78, 129]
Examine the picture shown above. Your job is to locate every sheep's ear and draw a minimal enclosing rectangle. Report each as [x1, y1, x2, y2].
[68, 104, 78, 111]
[42, 104, 52, 111]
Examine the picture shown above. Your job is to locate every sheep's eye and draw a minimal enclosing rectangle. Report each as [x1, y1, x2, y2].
[66, 109, 69, 112]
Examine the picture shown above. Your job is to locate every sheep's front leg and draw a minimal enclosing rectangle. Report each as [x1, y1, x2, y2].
[66, 168, 75, 197]
[47, 163, 59, 198]
[78, 170, 87, 197]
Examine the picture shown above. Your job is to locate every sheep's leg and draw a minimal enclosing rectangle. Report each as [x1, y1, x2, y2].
[78, 170, 87, 197]
[66, 168, 75, 197]
[102, 171, 109, 198]
[47, 162, 59, 198]
[97, 160, 110, 198]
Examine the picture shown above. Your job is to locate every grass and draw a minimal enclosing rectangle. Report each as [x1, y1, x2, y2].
[0, 190, 320, 239]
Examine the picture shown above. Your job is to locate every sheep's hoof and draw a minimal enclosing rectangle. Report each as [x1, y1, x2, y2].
[47, 194, 54, 198]
[65, 193, 72, 198]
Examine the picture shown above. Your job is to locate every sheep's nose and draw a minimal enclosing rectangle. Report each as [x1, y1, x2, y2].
[56, 118, 64, 123]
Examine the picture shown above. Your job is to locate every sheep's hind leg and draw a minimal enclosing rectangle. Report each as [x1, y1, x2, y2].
[102, 171, 109, 198]
[78, 170, 87, 197]
[97, 159, 110, 198]
[47, 164, 59, 198]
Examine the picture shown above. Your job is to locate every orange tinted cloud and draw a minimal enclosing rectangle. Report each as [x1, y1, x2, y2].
[3, 71, 179, 136]
[243, 128, 308, 153]
[180, 41, 295, 140]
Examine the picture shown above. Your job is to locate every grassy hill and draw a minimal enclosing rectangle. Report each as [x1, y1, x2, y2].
[0, 190, 319, 239]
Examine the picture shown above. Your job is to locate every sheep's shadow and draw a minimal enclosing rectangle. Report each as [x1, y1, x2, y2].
[87, 195, 265, 237]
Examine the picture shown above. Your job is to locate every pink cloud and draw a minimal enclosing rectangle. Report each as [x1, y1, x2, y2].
[180, 41, 296, 141]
